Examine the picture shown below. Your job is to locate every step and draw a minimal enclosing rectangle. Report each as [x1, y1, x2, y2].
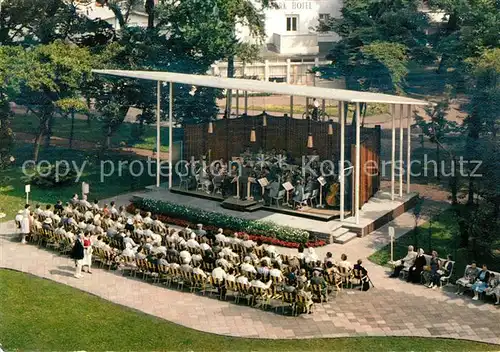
[329, 227, 350, 244]
[246, 204, 264, 212]
[334, 231, 358, 244]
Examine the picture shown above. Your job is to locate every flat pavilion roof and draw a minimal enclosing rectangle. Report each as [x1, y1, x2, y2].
[92, 69, 429, 106]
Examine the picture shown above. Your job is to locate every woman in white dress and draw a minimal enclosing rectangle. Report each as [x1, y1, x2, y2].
[20, 204, 31, 244]
[82, 232, 93, 273]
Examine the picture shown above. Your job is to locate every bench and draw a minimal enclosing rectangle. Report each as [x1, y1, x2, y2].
[398, 254, 455, 287]
[457, 265, 500, 299]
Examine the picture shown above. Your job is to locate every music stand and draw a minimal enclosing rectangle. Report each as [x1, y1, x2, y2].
[231, 177, 239, 199]
[247, 177, 256, 200]
[282, 181, 294, 206]
[258, 177, 269, 201]
[317, 176, 326, 208]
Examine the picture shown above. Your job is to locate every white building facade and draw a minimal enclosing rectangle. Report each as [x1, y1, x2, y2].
[238, 0, 342, 57]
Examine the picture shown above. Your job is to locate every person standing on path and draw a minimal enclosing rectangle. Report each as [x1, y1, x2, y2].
[20, 204, 31, 244]
[71, 234, 85, 278]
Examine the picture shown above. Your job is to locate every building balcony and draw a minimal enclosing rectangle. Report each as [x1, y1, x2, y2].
[272, 32, 319, 56]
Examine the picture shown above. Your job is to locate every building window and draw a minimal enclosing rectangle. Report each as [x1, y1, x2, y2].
[286, 16, 298, 32]
[319, 14, 330, 21]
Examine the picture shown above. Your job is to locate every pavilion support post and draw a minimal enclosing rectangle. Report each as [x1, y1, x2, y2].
[305, 97, 309, 119]
[340, 101, 345, 221]
[156, 81, 161, 188]
[407, 105, 412, 193]
[236, 90, 239, 117]
[290, 96, 293, 118]
[244, 91, 248, 115]
[168, 82, 173, 189]
[399, 104, 404, 198]
[322, 99, 326, 120]
[355, 102, 361, 225]
[391, 104, 396, 201]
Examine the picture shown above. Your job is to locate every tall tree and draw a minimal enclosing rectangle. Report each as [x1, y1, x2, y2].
[14, 41, 93, 161]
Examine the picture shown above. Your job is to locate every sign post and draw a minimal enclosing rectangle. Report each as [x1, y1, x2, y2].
[82, 182, 89, 197]
[389, 226, 395, 262]
[25, 184, 31, 204]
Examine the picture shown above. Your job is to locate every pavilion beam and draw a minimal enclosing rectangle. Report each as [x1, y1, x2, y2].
[407, 105, 412, 193]
[399, 104, 404, 198]
[355, 102, 361, 225]
[340, 101, 345, 221]
[156, 81, 161, 188]
[244, 91, 248, 115]
[168, 81, 173, 189]
[391, 104, 396, 201]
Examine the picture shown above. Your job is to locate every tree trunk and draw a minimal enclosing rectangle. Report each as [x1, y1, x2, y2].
[436, 143, 441, 181]
[145, 0, 155, 29]
[361, 103, 367, 128]
[225, 55, 235, 119]
[86, 96, 92, 126]
[467, 177, 474, 205]
[33, 127, 44, 163]
[44, 115, 54, 148]
[106, 126, 112, 149]
[69, 110, 75, 149]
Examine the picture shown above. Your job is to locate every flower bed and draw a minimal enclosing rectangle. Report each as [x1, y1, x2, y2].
[128, 197, 326, 248]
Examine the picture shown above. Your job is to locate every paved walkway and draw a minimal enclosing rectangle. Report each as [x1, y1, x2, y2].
[1, 220, 499, 345]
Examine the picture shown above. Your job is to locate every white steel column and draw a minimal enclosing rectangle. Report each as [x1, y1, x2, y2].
[391, 104, 396, 200]
[156, 81, 161, 188]
[355, 102, 361, 225]
[340, 101, 345, 221]
[168, 82, 173, 189]
[399, 104, 404, 197]
[407, 105, 412, 193]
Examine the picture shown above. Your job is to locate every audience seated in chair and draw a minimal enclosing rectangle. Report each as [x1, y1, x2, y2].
[389, 245, 417, 278]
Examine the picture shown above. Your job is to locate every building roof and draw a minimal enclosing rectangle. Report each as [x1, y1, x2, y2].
[92, 69, 429, 106]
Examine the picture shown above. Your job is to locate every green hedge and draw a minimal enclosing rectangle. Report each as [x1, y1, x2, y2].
[131, 197, 310, 244]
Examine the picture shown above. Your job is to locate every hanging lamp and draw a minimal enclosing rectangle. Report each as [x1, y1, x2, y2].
[208, 120, 213, 134]
[250, 127, 256, 142]
[307, 133, 314, 148]
[263, 113, 267, 127]
[328, 119, 333, 135]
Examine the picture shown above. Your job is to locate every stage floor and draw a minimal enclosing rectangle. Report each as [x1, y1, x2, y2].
[169, 187, 346, 221]
[138, 186, 418, 243]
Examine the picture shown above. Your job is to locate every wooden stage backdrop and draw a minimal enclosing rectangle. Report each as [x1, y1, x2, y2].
[182, 114, 381, 207]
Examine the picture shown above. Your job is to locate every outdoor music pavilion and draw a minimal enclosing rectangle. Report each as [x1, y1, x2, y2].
[93, 69, 429, 240]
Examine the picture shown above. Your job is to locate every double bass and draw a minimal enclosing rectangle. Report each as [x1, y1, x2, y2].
[326, 182, 339, 207]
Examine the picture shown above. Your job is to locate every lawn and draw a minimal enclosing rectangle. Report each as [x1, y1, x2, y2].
[0, 269, 496, 352]
[10, 113, 172, 152]
[0, 144, 157, 221]
[368, 207, 500, 278]
[243, 103, 389, 117]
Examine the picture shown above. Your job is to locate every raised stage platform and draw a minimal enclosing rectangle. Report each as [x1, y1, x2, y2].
[170, 187, 344, 221]
[138, 186, 418, 245]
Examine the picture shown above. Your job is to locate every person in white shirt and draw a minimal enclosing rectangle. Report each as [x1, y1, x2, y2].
[110, 201, 119, 216]
[151, 232, 162, 246]
[338, 253, 353, 271]
[240, 256, 257, 275]
[304, 246, 319, 264]
[229, 232, 242, 245]
[186, 233, 200, 249]
[193, 223, 206, 237]
[179, 247, 191, 264]
[80, 195, 91, 210]
[192, 263, 207, 278]
[236, 274, 250, 285]
[211, 263, 226, 281]
[84, 210, 94, 222]
[250, 274, 272, 289]
[133, 210, 143, 223]
[225, 268, 236, 282]
[34, 204, 43, 216]
[216, 253, 232, 271]
[180, 261, 193, 273]
[121, 243, 135, 258]
[215, 228, 226, 244]
[92, 200, 100, 212]
[142, 211, 153, 225]
[200, 237, 211, 252]
[54, 224, 66, 236]
[241, 234, 255, 250]
[269, 262, 284, 282]
[43, 205, 54, 219]
[191, 253, 203, 265]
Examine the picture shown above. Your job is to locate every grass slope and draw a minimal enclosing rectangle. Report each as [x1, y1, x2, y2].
[0, 144, 156, 221]
[0, 269, 497, 351]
